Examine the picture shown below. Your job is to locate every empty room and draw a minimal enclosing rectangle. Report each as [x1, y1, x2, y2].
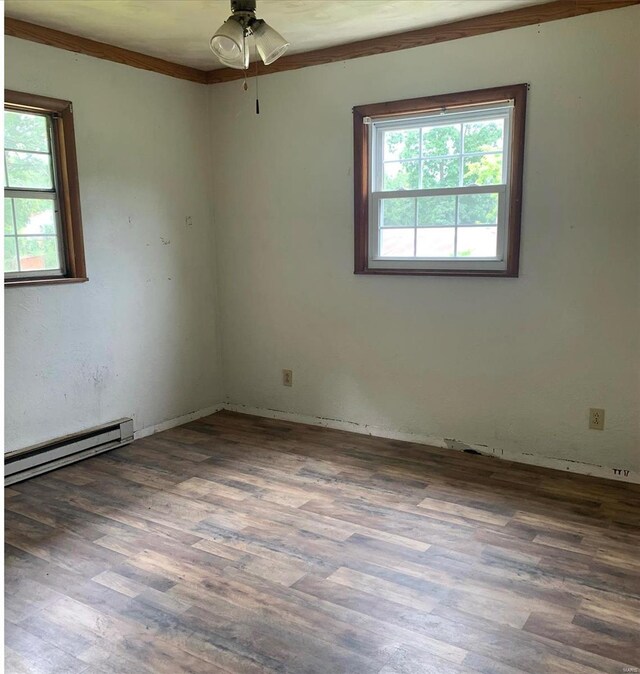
[3, 0, 640, 672]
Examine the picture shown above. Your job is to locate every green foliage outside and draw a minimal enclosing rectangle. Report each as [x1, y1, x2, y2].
[4, 237, 60, 273]
[5, 197, 59, 271]
[5, 111, 53, 190]
[18, 236, 60, 270]
[6, 151, 53, 189]
[4, 198, 13, 235]
[4, 111, 60, 272]
[11, 198, 57, 235]
[381, 120, 504, 250]
[4, 237, 18, 272]
[5, 111, 49, 152]
[3, 233, 60, 272]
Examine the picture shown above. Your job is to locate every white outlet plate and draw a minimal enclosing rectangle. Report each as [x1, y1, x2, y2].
[282, 369, 293, 387]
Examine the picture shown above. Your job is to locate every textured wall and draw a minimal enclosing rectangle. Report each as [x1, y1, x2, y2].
[4, 37, 222, 451]
[209, 7, 640, 477]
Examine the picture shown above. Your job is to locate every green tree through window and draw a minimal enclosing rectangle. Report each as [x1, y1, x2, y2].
[381, 120, 504, 232]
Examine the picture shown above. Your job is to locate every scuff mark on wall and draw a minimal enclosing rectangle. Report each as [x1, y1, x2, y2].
[444, 438, 476, 452]
[88, 365, 109, 391]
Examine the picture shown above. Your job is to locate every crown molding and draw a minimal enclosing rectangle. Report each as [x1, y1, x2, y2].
[4, 17, 208, 84]
[5, 1, 639, 87]
[206, 0, 640, 84]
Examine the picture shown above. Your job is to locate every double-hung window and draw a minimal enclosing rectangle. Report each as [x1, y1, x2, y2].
[4, 90, 86, 286]
[354, 84, 527, 276]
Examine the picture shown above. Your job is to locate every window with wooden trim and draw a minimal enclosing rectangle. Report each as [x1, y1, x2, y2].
[354, 84, 527, 277]
[4, 90, 86, 286]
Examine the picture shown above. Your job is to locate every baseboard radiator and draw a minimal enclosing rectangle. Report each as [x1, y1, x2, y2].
[4, 418, 134, 486]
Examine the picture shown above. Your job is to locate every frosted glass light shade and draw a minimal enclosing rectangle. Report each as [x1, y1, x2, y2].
[210, 17, 248, 69]
[252, 20, 289, 65]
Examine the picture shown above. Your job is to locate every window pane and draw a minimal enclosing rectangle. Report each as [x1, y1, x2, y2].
[463, 119, 504, 153]
[4, 111, 49, 152]
[17, 236, 61, 271]
[380, 229, 414, 257]
[381, 198, 415, 227]
[383, 161, 420, 190]
[384, 128, 419, 161]
[416, 228, 455, 257]
[14, 198, 57, 235]
[5, 151, 54, 189]
[463, 154, 503, 186]
[417, 195, 456, 226]
[422, 124, 461, 156]
[456, 226, 498, 257]
[422, 158, 460, 188]
[4, 237, 19, 272]
[4, 198, 15, 235]
[457, 193, 499, 225]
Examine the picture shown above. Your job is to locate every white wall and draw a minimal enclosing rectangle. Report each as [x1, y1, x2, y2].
[5, 8, 639, 480]
[4, 37, 222, 451]
[209, 6, 640, 477]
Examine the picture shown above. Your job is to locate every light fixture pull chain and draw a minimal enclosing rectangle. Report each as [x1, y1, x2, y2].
[243, 33, 249, 90]
[255, 57, 260, 115]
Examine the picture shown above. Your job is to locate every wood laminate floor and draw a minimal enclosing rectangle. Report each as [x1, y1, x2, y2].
[5, 411, 640, 674]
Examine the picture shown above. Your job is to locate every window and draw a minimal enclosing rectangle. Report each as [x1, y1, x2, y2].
[4, 90, 86, 286]
[354, 84, 527, 276]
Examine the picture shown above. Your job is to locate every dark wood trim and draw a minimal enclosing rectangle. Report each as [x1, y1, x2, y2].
[5, 2, 638, 87]
[4, 18, 208, 84]
[4, 277, 88, 288]
[206, 0, 640, 84]
[353, 108, 369, 275]
[5, 90, 88, 286]
[353, 85, 524, 120]
[353, 84, 527, 278]
[2, 90, 70, 113]
[55, 100, 86, 279]
[505, 84, 527, 277]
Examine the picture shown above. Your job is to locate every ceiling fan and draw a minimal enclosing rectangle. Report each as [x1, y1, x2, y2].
[210, 0, 290, 70]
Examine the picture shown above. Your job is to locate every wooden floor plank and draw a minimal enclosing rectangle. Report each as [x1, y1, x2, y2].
[5, 410, 640, 673]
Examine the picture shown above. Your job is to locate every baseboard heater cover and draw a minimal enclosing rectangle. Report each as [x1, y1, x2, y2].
[4, 418, 134, 486]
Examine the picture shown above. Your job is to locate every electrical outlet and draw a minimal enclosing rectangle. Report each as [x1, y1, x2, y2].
[282, 369, 293, 387]
[589, 408, 605, 430]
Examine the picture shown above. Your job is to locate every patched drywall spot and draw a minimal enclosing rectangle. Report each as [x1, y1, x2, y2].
[160, 237, 170, 245]
[185, 216, 193, 227]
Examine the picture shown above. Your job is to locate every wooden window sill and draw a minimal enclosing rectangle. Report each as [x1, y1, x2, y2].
[5, 277, 88, 288]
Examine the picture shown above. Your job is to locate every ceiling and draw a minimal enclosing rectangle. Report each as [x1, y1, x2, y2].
[5, 0, 551, 71]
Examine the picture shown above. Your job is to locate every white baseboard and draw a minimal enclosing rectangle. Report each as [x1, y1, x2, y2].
[128, 401, 638, 484]
[221, 403, 639, 485]
[134, 404, 224, 440]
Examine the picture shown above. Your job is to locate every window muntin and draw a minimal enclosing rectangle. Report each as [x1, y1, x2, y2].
[4, 109, 65, 278]
[353, 85, 526, 277]
[369, 104, 512, 269]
